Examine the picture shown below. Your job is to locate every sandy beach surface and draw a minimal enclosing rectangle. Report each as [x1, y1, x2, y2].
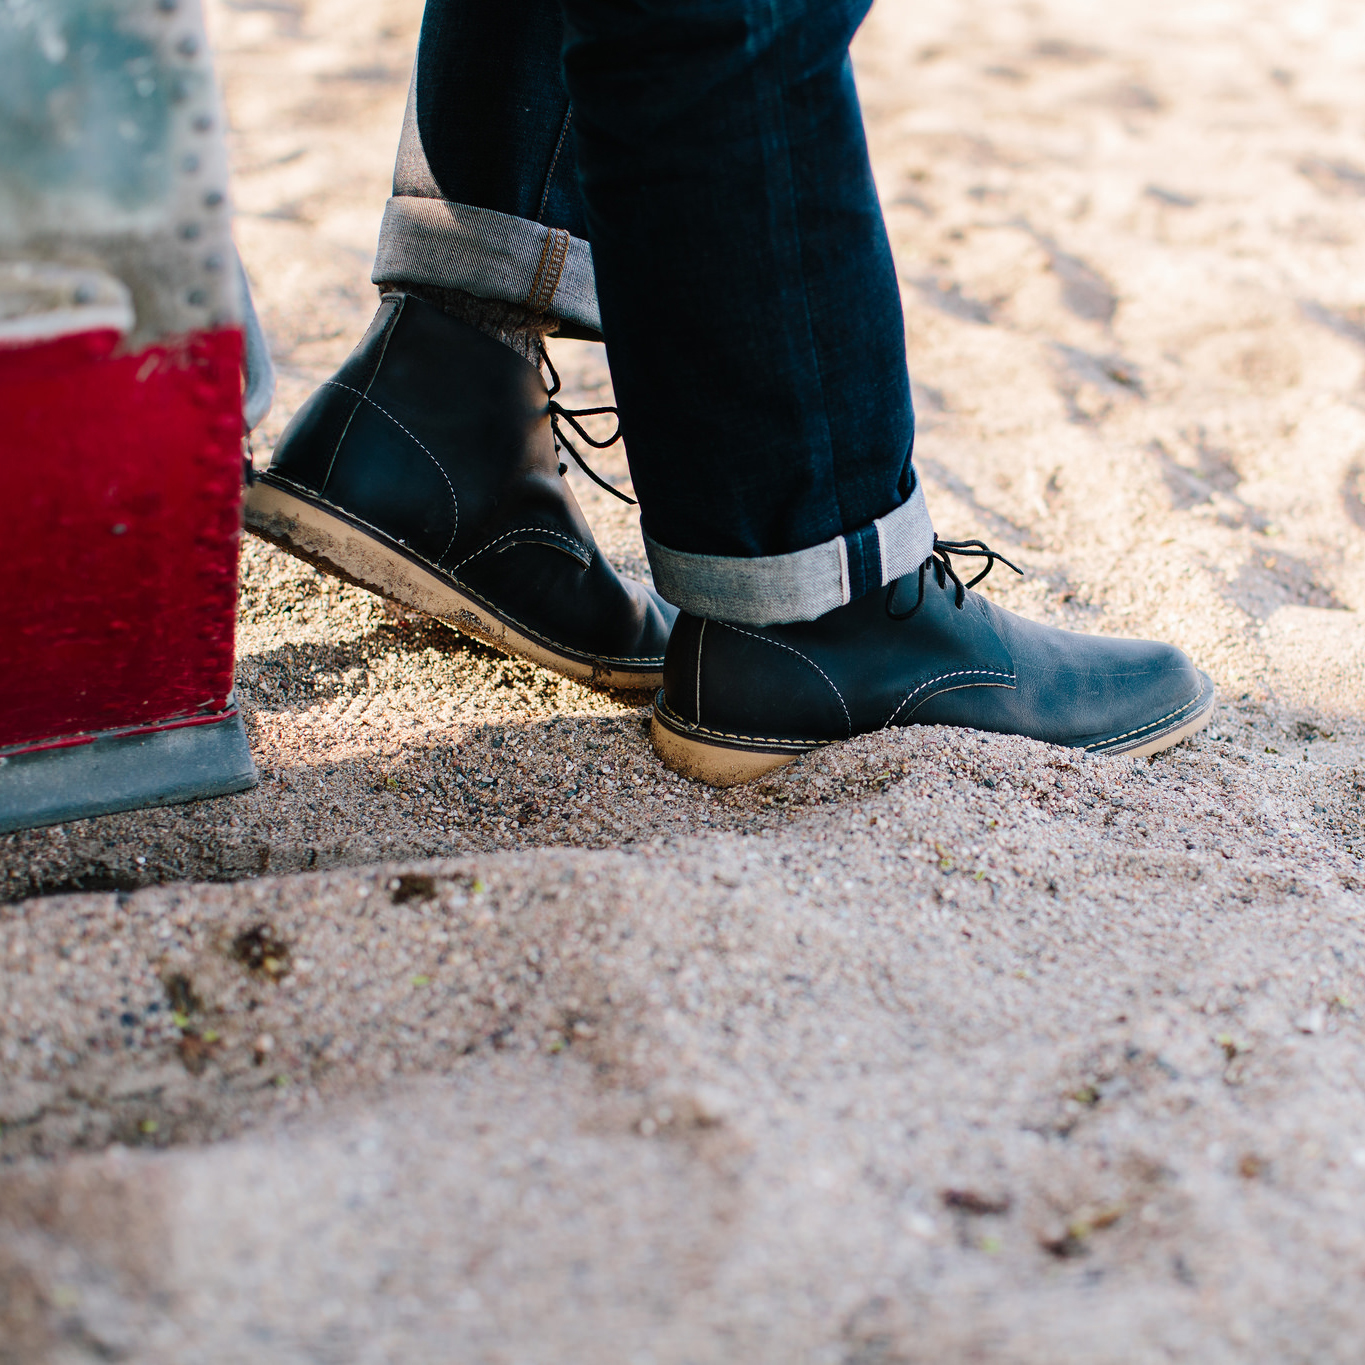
[4, 0, 1365, 1359]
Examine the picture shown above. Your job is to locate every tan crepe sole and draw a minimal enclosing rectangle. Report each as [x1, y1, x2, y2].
[651, 684, 1217, 788]
[244, 479, 664, 692]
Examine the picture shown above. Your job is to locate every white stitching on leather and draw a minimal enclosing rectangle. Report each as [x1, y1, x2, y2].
[717, 623, 852, 738]
[322, 379, 459, 562]
[253, 478, 663, 665]
[1087, 689, 1206, 747]
[695, 619, 706, 724]
[656, 695, 825, 750]
[657, 670, 1209, 756]
[450, 525, 594, 571]
[887, 669, 1015, 726]
[320, 299, 402, 490]
[446, 580, 663, 665]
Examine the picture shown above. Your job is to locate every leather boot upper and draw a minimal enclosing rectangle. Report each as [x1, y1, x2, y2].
[661, 560, 1207, 753]
[264, 293, 674, 668]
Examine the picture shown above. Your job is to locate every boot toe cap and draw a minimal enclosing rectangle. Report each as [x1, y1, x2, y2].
[991, 608, 1213, 751]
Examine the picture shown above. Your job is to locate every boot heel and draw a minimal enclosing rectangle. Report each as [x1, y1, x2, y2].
[650, 700, 812, 787]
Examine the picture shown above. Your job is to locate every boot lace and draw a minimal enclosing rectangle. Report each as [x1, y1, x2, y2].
[889, 535, 1023, 618]
[543, 350, 636, 505]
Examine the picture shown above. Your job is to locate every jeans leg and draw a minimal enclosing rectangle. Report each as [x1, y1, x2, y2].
[372, 0, 601, 336]
[561, 0, 933, 624]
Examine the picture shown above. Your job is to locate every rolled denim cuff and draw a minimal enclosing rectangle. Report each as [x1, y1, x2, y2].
[372, 196, 602, 336]
[644, 481, 935, 626]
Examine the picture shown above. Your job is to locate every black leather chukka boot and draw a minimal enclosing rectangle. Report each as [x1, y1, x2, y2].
[651, 541, 1215, 785]
[245, 292, 676, 690]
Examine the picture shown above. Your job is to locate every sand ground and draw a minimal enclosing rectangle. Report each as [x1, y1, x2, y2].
[3, 0, 1365, 1359]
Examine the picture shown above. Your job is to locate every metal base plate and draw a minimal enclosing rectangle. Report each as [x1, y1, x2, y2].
[0, 712, 257, 835]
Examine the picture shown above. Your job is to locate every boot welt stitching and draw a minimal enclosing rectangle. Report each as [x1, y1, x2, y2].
[657, 684, 1209, 755]
[252, 478, 664, 666]
[1084, 689, 1208, 747]
[716, 623, 852, 738]
[451, 526, 596, 572]
[889, 669, 1016, 726]
[321, 379, 459, 561]
[656, 695, 827, 751]
[451, 575, 663, 666]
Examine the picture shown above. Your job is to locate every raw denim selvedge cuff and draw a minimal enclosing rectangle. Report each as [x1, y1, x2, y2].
[644, 480, 935, 626]
[372, 197, 602, 337]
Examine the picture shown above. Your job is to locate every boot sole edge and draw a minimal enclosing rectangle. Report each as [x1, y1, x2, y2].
[651, 675, 1218, 786]
[244, 479, 664, 692]
[1088, 673, 1217, 757]
[650, 697, 824, 787]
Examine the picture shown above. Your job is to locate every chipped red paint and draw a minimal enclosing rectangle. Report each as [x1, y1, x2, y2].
[0, 326, 244, 750]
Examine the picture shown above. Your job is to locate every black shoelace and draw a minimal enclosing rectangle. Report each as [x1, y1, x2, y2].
[543, 350, 636, 505]
[540, 361, 1021, 611]
[890, 535, 1023, 618]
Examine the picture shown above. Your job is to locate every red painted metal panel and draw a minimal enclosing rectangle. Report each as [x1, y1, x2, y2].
[0, 326, 244, 749]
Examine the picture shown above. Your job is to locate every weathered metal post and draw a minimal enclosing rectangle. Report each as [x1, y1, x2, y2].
[0, 0, 258, 832]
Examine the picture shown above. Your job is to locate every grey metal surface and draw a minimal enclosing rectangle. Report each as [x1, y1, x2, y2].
[0, 712, 257, 835]
[0, 0, 240, 348]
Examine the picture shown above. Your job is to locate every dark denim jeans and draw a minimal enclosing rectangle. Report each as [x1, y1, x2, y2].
[374, 0, 934, 626]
